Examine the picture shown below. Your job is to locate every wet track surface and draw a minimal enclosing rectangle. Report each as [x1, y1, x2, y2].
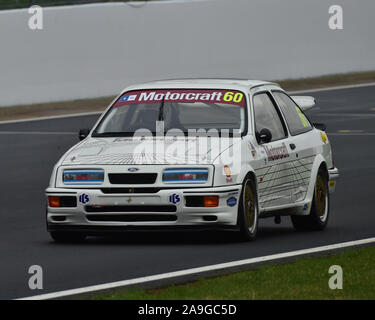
[0, 84, 374, 299]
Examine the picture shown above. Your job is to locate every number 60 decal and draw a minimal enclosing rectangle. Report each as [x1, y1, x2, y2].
[223, 91, 243, 103]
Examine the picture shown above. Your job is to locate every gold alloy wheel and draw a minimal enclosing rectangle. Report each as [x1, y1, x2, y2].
[315, 175, 327, 220]
[244, 182, 256, 231]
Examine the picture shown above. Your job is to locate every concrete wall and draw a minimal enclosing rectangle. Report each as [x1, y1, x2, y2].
[0, 0, 374, 107]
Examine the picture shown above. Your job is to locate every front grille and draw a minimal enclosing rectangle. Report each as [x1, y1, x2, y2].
[86, 214, 177, 222]
[101, 188, 161, 194]
[85, 205, 176, 213]
[108, 173, 157, 184]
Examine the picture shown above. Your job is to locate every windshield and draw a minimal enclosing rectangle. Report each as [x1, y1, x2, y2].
[92, 89, 247, 137]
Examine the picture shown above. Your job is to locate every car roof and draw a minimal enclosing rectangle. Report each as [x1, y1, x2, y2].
[123, 78, 279, 92]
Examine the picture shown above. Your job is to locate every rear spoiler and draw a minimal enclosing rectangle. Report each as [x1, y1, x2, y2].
[291, 96, 316, 111]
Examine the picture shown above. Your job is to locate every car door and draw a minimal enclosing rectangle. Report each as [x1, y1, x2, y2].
[251, 92, 294, 209]
[271, 90, 316, 204]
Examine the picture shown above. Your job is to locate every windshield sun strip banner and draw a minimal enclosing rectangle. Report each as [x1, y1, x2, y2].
[114, 89, 246, 107]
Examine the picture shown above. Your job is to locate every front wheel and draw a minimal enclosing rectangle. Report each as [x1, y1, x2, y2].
[237, 176, 259, 241]
[291, 167, 330, 231]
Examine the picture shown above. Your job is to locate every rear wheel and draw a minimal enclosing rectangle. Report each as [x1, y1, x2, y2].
[50, 231, 86, 243]
[237, 176, 259, 241]
[291, 167, 329, 231]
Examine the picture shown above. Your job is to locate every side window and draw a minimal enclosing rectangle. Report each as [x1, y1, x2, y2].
[273, 91, 312, 135]
[253, 93, 287, 142]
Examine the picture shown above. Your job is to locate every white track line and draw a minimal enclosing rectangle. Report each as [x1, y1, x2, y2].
[288, 82, 375, 94]
[329, 133, 375, 136]
[1, 82, 375, 125]
[0, 111, 102, 125]
[16, 237, 375, 300]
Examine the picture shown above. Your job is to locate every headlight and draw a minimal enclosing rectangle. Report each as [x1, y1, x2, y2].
[162, 168, 208, 184]
[63, 169, 104, 185]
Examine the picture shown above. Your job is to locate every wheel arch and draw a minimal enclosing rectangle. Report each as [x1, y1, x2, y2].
[237, 163, 258, 193]
[306, 154, 328, 203]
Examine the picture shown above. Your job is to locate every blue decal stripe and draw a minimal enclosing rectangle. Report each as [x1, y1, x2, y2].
[64, 180, 103, 182]
[164, 182, 207, 184]
[64, 172, 104, 174]
[163, 169, 208, 172]
[63, 182, 103, 185]
[163, 179, 207, 182]
[163, 172, 208, 175]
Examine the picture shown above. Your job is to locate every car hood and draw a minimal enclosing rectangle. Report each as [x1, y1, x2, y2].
[61, 137, 236, 166]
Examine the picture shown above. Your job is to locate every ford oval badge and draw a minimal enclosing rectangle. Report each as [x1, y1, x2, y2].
[128, 167, 139, 172]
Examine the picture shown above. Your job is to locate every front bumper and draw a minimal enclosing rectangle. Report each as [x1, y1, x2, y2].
[46, 185, 242, 231]
[328, 167, 339, 193]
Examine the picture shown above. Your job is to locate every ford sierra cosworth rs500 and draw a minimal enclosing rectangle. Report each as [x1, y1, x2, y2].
[46, 79, 339, 242]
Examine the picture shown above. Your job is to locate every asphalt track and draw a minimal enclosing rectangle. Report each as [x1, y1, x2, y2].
[1, 84, 375, 299]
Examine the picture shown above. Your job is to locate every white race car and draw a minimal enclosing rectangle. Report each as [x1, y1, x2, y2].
[46, 79, 339, 242]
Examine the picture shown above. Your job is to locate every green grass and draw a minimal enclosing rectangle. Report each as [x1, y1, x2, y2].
[91, 245, 375, 300]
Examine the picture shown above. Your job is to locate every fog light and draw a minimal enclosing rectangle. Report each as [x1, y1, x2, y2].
[48, 196, 61, 208]
[203, 196, 219, 207]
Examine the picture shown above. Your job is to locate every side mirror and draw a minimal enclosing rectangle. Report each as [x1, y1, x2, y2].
[259, 128, 272, 144]
[314, 123, 326, 131]
[79, 128, 90, 141]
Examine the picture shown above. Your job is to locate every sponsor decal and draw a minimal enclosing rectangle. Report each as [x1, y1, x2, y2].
[248, 142, 257, 158]
[303, 203, 310, 211]
[120, 95, 137, 102]
[114, 89, 245, 107]
[169, 193, 181, 205]
[263, 143, 289, 162]
[328, 180, 336, 192]
[224, 165, 232, 183]
[321, 132, 328, 144]
[296, 107, 309, 127]
[79, 193, 89, 205]
[227, 197, 237, 207]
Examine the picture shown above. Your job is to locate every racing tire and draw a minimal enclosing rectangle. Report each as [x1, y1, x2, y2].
[291, 167, 330, 231]
[237, 175, 259, 241]
[50, 231, 86, 243]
